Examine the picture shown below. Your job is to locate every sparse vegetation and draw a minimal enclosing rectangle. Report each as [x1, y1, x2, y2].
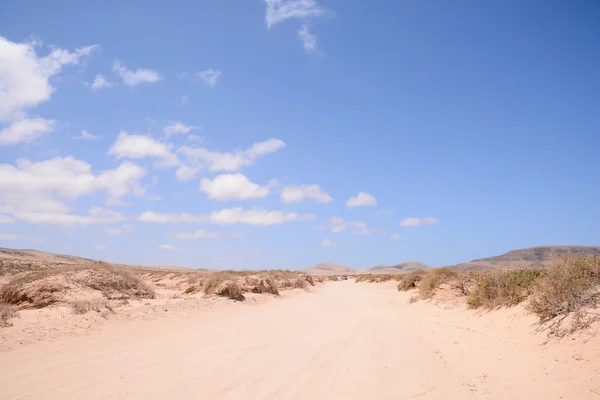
[418, 268, 459, 298]
[467, 269, 542, 309]
[355, 274, 403, 283]
[0, 264, 155, 309]
[1, 302, 18, 327]
[527, 255, 600, 335]
[397, 270, 428, 291]
[70, 299, 114, 315]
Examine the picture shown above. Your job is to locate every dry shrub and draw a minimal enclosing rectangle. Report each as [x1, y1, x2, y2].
[418, 268, 459, 298]
[0, 264, 155, 309]
[304, 275, 315, 286]
[243, 277, 279, 295]
[0, 302, 18, 327]
[397, 270, 428, 291]
[527, 256, 600, 333]
[210, 280, 245, 301]
[70, 299, 114, 315]
[327, 275, 339, 281]
[467, 269, 543, 309]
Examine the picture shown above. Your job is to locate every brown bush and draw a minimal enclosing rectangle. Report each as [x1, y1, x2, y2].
[0, 264, 155, 309]
[418, 268, 459, 298]
[397, 270, 428, 291]
[243, 277, 279, 295]
[467, 269, 543, 309]
[0, 302, 18, 327]
[527, 256, 600, 333]
[209, 280, 245, 300]
[70, 299, 114, 315]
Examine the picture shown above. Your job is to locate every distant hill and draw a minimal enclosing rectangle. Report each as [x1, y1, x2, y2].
[449, 246, 600, 271]
[304, 262, 359, 276]
[0, 248, 96, 264]
[368, 262, 431, 274]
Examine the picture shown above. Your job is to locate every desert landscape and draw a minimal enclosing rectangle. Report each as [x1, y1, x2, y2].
[1, 246, 600, 399]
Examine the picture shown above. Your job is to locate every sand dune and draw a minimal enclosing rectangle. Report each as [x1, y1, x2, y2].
[1, 281, 599, 399]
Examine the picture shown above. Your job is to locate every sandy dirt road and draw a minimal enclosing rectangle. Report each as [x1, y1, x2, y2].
[1, 281, 599, 399]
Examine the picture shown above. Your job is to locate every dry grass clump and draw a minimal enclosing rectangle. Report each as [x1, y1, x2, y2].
[467, 269, 543, 309]
[0, 302, 18, 327]
[70, 299, 114, 315]
[243, 277, 279, 295]
[527, 256, 600, 334]
[356, 274, 402, 283]
[203, 277, 245, 301]
[0, 264, 155, 309]
[418, 268, 459, 298]
[397, 270, 428, 291]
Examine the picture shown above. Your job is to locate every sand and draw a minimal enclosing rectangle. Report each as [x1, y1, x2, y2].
[1, 280, 599, 399]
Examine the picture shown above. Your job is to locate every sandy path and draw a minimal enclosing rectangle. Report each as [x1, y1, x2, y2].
[1, 281, 599, 399]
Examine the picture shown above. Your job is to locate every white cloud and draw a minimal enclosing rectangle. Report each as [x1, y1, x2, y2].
[281, 184, 332, 204]
[0, 156, 146, 214]
[90, 74, 113, 91]
[372, 209, 393, 217]
[187, 134, 201, 142]
[400, 217, 439, 227]
[74, 129, 99, 140]
[175, 165, 202, 181]
[346, 192, 378, 208]
[196, 69, 222, 88]
[105, 227, 123, 235]
[159, 244, 178, 251]
[179, 138, 285, 174]
[200, 173, 270, 201]
[264, 0, 327, 28]
[93, 244, 107, 251]
[138, 208, 315, 226]
[0, 37, 95, 122]
[112, 60, 161, 86]
[108, 131, 179, 167]
[321, 239, 332, 246]
[0, 215, 15, 224]
[164, 121, 194, 136]
[298, 25, 318, 52]
[172, 229, 240, 240]
[15, 207, 125, 227]
[326, 217, 376, 235]
[0, 231, 40, 241]
[181, 95, 189, 105]
[0, 117, 55, 146]
[390, 233, 401, 240]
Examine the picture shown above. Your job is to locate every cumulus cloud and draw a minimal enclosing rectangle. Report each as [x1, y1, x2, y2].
[178, 138, 285, 177]
[90, 74, 113, 91]
[15, 207, 125, 227]
[108, 131, 179, 168]
[159, 244, 178, 251]
[196, 69, 222, 88]
[138, 208, 315, 226]
[164, 121, 194, 136]
[0, 156, 146, 214]
[112, 60, 161, 86]
[74, 129, 99, 140]
[321, 239, 332, 246]
[390, 233, 401, 240]
[0, 117, 55, 146]
[298, 25, 317, 52]
[280, 184, 332, 204]
[400, 217, 439, 227]
[346, 192, 378, 208]
[200, 173, 271, 201]
[264, 0, 327, 28]
[0, 36, 95, 122]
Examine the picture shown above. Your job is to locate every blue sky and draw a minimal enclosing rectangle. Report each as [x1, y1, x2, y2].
[0, 0, 598, 270]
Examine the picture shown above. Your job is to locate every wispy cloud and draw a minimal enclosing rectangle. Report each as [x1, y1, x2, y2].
[280, 184, 332, 203]
[390, 233, 400, 240]
[321, 239, 332, 246]
[298, 25, 317, 53]
[138, 208, 315, 226]
[90, 74, 113, 91]
[196, 69, 222, 88]
[0, 117, 55, 146]
[74, 129, 99, 140]
[163, 121, 194, 137]
[159, 244, 178, 251]
[264, 0, 327, 29]
[112, 60, 161, 86]
[400, 217, 439, 227]
[200, 173, 271, 201]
